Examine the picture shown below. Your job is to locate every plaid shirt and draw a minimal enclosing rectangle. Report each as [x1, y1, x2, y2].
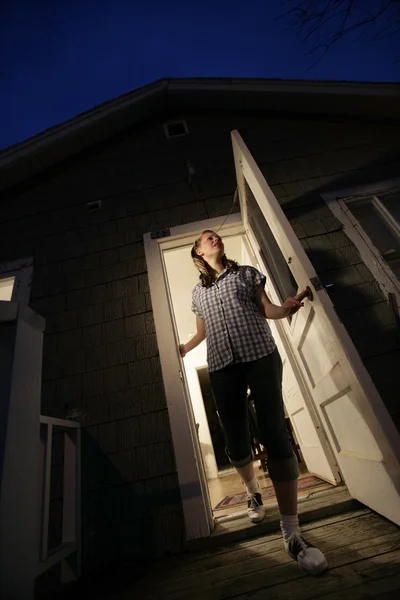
[191, 265, 276, 372]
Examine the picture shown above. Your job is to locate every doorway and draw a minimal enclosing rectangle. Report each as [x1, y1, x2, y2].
[144, 131, 400, 539]
[162, 231, 336, 521]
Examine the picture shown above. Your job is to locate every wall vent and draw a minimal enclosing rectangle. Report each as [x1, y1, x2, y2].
[87, 200, 102, 211]
[164, 121, 189, 139]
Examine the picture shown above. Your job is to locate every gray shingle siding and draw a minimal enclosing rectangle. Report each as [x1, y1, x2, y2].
[1, 110, 399, 570]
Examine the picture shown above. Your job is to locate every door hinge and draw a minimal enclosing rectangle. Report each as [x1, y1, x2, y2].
[179, 370, 183, 381]
[151, 229, 171, 239]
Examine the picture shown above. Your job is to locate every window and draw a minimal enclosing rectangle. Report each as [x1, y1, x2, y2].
[345, 192, 400, 280]
[164, 120, 189, 139]
[0, 276, 16, 301]
[323, 180, 400, 314]
[0, 258, 33, 305]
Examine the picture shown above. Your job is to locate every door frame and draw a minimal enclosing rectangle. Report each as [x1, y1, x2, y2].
[144, 213, 341, 540]
[144, 215, 244, 540]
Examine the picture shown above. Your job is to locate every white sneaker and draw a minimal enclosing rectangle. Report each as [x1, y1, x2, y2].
[285, 533, 328, 576]
[247, 492, 265, 523]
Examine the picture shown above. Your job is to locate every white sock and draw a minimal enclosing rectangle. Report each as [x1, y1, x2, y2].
[244, 476, 260, 495]
[280, 514, 300, 542]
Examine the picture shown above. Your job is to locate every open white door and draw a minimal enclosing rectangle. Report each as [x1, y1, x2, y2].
[232, 130, 400, 525]
[242, 238, 340, 484]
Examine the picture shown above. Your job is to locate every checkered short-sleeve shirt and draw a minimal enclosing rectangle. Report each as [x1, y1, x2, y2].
[191, 265, 276, 372]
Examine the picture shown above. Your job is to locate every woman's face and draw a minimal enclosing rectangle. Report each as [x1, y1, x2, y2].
[196, 231, 224, 261]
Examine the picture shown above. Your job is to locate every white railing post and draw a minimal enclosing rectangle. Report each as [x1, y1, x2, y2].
[36, 417, 81, 585]
[0, 302, 45, 600]
[39, 422, 53, 562]
[60, 426, 81, 583]
[0, 300, 81, 597]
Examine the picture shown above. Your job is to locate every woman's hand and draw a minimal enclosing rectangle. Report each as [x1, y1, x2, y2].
[255, 285, 305, 320]
[179, 317, 206, 356]
[282, 295, 304, 316]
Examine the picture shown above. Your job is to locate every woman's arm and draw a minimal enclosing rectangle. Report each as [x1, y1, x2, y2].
[254, 284, 304, 320]
[179, 316, 206, 357]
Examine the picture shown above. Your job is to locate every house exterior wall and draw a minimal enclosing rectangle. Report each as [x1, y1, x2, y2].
[0, 109, 399, 571]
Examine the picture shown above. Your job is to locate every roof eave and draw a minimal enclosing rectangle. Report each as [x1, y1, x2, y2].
[1, 77, 400, 193]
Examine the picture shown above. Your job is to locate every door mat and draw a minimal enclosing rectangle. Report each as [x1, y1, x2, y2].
[213, 475, 328, 511]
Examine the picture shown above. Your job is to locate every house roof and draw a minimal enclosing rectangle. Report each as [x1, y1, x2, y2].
[1, 77, 400, 192]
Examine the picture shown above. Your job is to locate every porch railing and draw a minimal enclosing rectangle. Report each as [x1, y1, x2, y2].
[0, 302, 81, 599]
[36, 416, 81, 584]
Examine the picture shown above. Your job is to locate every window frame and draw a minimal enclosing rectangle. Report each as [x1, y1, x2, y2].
[323, 179, 400, 315]
[0, 257, 33, 305]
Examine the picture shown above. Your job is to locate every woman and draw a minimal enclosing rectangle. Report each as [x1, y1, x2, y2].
[179, 229, 328, 576]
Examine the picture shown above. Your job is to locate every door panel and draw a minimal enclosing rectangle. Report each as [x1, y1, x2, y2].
[242, 234, 339, 483]
[280, 346, 339, 483]
[232, 130, 400, 525]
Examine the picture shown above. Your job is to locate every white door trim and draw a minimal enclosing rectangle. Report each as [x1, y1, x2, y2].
[144, 214, 243, 540]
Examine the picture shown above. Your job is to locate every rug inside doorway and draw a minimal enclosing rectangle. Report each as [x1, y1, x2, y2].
[213, 475, 329, 510]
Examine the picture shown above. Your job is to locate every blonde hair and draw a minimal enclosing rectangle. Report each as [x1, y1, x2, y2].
[191, 230, 239, 288]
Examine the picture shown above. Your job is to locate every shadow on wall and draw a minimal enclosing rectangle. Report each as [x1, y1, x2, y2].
[36, 426, 186, 598]
[80, 429, 185, 566]
[258, 147, 400, 430]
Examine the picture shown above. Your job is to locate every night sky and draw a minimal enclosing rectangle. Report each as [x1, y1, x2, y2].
[1, 0, 399, 150]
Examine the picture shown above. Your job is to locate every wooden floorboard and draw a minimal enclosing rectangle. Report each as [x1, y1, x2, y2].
[133, 508, 371, 580]
[315, 573, 400, 600]
[153, 540, 400, 600]
[372, 584, 400, 600]
[188, 486, 360, 552]
[114, 509, 400, 600]
[151, 513, 398, 588]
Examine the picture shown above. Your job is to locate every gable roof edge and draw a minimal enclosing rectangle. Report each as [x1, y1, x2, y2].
[2, 77, 400, 193]
[1, 79, 167, 167]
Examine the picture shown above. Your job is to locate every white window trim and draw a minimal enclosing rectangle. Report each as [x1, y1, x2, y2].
[0, 257, 33, 305]
[322, 178, 400, 315]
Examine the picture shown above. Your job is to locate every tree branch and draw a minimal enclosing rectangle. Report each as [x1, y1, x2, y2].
[279, 0, 400, 66]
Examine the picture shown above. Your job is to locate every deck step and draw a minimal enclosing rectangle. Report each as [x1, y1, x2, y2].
[188, 485, 362, 551]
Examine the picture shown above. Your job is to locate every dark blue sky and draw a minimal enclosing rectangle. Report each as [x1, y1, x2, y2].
[1, 0, 399, 150]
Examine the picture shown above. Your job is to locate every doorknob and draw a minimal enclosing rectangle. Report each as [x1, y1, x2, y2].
[305, 286, 314, 301]
[296, 286, 314, 302]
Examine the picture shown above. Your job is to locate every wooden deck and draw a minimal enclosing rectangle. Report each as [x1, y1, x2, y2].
[113, 507, 400, 600]
[202, 485, 358, 550]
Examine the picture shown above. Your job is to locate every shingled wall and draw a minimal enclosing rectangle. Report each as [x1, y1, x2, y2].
[0, 109, 399, 571]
